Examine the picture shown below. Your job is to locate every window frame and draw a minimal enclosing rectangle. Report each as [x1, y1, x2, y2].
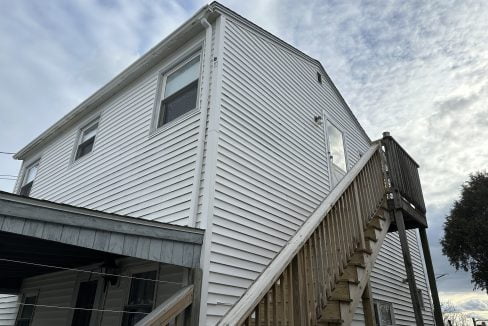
[73, 117, 100, 162]
[68, 271, 104, 326]
[19, 161, 40, 197]
[121, 268, 159, 326]
[151, 51, 202, 134]
[373, 300, 396, 326]
[323, 117, 349, 173]
[15, 291, 39, 326]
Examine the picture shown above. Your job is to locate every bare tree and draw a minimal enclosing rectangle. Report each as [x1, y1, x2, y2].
[441, 301, 472, 326]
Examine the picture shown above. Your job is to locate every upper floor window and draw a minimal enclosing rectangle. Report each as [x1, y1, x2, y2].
[20, 162, 39, 197]
[75, 119, 99, 160]
[326, 121, 347, 172]
[157, 55, 200, 128]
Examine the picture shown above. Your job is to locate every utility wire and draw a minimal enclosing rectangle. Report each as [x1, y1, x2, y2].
[0, 178, 16, 181]
[17, 303, 149, 315]
[0, 151, 16, 155]
[0, 174, 17, 177]
[0, 258, 185, 285]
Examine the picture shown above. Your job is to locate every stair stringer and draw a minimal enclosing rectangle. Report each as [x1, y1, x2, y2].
[341, 209, 392, 325]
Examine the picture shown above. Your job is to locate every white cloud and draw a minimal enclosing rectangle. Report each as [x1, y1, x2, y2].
[1, 0, 487, 303]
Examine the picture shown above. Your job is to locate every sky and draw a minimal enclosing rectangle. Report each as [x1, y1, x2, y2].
[1, 0, 487, 320]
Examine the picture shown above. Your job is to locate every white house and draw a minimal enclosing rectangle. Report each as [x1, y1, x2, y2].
[0, 2, 442, 325]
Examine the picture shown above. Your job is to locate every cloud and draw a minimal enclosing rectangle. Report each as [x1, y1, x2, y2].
[460, 299, 488, 311]
[1, 0, 487, 299]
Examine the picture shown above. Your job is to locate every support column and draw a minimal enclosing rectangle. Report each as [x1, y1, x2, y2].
[392, 208, 425, 325]
[419, 227, 444, 326]
[362, 281, 376, 326]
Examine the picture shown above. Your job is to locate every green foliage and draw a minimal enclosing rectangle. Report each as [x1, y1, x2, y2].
[441, 172, 488, 292]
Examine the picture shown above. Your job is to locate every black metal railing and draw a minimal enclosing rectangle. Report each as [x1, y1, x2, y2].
[381, 133, 426, 214]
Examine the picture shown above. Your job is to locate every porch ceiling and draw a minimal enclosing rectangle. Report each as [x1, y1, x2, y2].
[0, 191, 204, 269]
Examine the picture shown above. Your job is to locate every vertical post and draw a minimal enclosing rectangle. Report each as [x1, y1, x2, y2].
[419, 227, 444, 326]
[362, 281, 376, 326]
[188, 268, 202, 326]
[392, 207, 424, 325]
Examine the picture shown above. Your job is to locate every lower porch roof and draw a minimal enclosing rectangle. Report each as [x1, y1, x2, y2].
[0, 191, 204, 273]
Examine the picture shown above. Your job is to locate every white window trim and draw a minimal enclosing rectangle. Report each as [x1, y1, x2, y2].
[150, 49, 203, 136]
[18, 160, 40, 196]
[374, 300, 396, 326]
[322, 113, 350, 175]
[71, 116, 100, 164]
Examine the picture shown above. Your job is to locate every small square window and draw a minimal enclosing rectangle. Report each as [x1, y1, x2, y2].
[16, 294, 38, 326]
[19, 162, 39, 197]
[157, 55, 201, 128]
[75, 119, 99, 160]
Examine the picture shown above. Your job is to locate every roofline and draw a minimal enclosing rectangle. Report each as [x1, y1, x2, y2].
[15, 1, 370, 159]
[0, 191, 204, 242]
[209, 2, 372, 144]
[14, 4, 213, 160]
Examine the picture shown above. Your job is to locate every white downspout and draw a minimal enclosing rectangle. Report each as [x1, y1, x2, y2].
[187, 15, 213, 228]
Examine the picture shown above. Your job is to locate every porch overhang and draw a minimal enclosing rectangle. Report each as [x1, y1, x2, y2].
[0, 192, 204, 276]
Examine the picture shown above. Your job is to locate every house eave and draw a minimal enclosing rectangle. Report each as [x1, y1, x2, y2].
[14, 4, 218, 160]
[0, 191, 204, 268]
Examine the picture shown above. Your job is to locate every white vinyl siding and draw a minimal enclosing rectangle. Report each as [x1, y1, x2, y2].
[21, 33, 210, 226]
[352, 229, 435, 325]
[0, 295, 17, 326]
[203, 17, 371, 323]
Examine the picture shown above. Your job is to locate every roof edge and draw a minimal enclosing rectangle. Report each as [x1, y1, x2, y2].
[14, 4, 213, 160]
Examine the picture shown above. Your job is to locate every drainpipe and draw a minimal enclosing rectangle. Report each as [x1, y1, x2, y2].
[187, 14, 213, 228]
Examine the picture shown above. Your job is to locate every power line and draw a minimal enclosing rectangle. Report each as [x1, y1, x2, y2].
[0, 151, 16, 155]
[0, 178, 16, 181]
[17, 302, 149, 315]
[0, 257, 184, 285]
[0, 174, 17, 177]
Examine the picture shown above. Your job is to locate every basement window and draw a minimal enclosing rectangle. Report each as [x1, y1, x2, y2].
[373, 300, 396, 326]
[157, 55, 201, 128]
[16, 294, 38, 326]
[75, 119, 99, 160]
[122, 270, 157, 326]
[19, 162, 39, 197]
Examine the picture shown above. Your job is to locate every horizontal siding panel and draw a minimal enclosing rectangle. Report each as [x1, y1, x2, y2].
[206, 16, 371, 322]
[27, 33, 208, 226]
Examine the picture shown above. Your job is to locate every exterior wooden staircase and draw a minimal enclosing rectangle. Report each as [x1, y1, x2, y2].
[217, 136, 431, 326]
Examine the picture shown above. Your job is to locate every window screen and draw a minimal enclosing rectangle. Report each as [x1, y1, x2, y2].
[122, 270, 157, 326]
[16, 295, 37, 326]
[158, 56, 200, 127]
[326, 121, 347, 171]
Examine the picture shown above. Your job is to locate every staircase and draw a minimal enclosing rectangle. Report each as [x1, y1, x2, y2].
[218, 143, 390, 326]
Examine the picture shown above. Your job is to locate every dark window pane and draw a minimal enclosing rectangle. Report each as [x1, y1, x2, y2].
[75, 137, 95, 160]
[16, 295, 37, 326]
[158, 81, 198, 127]
[123, 271, 157, 326]
[71, 280, 98, 326]
[19, 182, 33, 197]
